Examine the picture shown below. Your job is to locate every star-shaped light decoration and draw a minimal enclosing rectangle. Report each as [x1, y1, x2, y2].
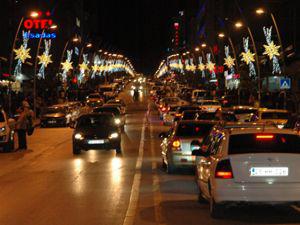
[38, 53, 53, 67]
[190, 64, 196, 72]
[240, 50, 255, 65]
[224, 56, 235, 68]
[61, 61, 73, 72]
[263, 41, 280, 60]
[206, 61, 215, 72]
[92, 64, 99, 72]
[79, 62, 89, 72]
[198, 63, 205, 71]
[14, 45, 31, 63]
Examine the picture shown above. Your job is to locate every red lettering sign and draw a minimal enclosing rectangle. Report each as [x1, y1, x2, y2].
[23, 19, 53, 29]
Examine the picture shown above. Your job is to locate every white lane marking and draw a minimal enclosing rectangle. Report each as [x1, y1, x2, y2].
[123, 115, 146, 225]
[151, 122, 166, 225]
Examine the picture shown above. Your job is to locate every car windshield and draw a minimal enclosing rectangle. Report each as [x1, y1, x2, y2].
[77, 115, 114, 128]
[261, 112, 289, 120]
[94, 107, 120, 116]
[176, 123, 214, 137]
[0, 112, 5, 122]
[100, 87, 113, 92]
[43, 107, 66, 114]
[197, 112, 216, 120]
[182, 112, 198, 120]
[194, 91, 206, 97]
[229, 133, 300, 154]
[234, 109, 257, 114]
[88, 94, 100, 98]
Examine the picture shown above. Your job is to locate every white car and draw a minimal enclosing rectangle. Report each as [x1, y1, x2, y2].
[0, 110, 16, 152]
[251, 108, 290, 129]
[192, 127, 300, 218]
[162, 106, 178, 125]
[224, 106, 258, 122]
[191, 89, 207, 103]
[197, 100, 221, 113]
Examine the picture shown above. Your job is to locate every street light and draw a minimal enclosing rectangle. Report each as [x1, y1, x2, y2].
[218, 33, 225, 38]
[235, 21, 243, 28]
[255, 8, 265, 15]
[201, 43, 207, 48]
[30, 11, 39, 18]
[86, 43, 92, 48]
[195, 47, 200, 52]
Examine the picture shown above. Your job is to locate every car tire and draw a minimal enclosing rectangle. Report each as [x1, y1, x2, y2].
[210, 198, 224, 219]
[73, 145, 81, 155]
[116, 143, 122, 154]
[3, 137, 14, 153]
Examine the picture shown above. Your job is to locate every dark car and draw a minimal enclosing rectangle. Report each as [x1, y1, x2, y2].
[196, 111, 237, 122]
[93, 106, 125, 129]
[181, 110, 202, 121]
[41, 105, 71, 127]
[72, 113, 121, 155]
[173, 106, 200, 122]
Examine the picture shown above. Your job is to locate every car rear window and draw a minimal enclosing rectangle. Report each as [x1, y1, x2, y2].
[261, 112, 289, 120]
[93, 107, 120, 116]
[229, 133, 300, 154]
[234, 109, 257, 114]
[176, 123, 214, 137]
[197, 112, 216, 120]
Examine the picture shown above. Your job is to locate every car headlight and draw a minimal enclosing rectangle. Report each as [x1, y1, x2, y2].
[115, 118, 121, 125]
[0, 126, 6, 135]
[277, 124, 284, 129]
[109, 132, 119, 139]
[74, 133, 84, 140]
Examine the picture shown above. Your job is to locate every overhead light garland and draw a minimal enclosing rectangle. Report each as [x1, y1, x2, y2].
[206, 53, 216, 79]
[78, 54, 89, 84]
[224, 45, 235, 75]
[189, 58, 196, 73]
[91, 55, 100, 78]
[61, 49, 73, 82]
[37, 40, 52, 79]
[198, 56, 206, 78]
[14, 31, 31, 81]
[263, 26, 281, 74]
[240, 37, 256, 78]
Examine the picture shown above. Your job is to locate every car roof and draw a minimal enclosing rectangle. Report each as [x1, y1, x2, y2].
[177, 120, 218, 125]
[224, 127, 298, 136]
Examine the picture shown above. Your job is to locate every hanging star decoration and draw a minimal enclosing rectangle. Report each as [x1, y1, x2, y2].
[241, 37, 256, 78]
[206, 61, 215, 72]
[14, 45, 31, 63]
[224, 45, 236, 79]
[78, 54, 89, 84]
[92, 64, 99, 72]
[206, 53, 216, 79]
[189, 59, 196, 72]
[37, 40, 52, 79]
[240, 50, 255, 65]
[198, 63, 205, 71]
[79, 62, 89, 72]
[61, 50, 73, 82]
[61, 60, 73, 71]
[263, 26, 281, 74]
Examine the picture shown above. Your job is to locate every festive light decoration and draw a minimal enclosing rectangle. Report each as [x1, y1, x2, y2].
[37, 40, 52, 79]
[241, 37, 256, 78]
[206, 53, 216, 79]
[189, 59, 196, 73]
[61, 50, 73, 82]
[263, 26, 281, 74]
[224, 46, 235, 69]
[78, 54, 89, 84]
[198, 56, 206, 78]
[91, 55, 101, 78]
[14, 31, 31, 81]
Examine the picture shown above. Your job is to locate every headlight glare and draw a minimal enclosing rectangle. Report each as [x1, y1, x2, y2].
[74, 133, 84, 140]
[109, 132, 119, 139]
[115, 118, 121, 125]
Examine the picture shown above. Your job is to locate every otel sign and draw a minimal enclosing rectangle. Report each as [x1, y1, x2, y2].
[23, 11, 57, 39]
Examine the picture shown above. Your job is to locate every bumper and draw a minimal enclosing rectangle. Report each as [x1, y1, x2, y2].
[41, 118, 67, 127]
[168, 152, 196, 168]
[74, 139, 120, 150]
[212, 180, 300, 203]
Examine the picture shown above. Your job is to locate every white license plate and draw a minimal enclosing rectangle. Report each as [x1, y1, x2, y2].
[48, 120, 56, 124]
[250, 167, 289, 177]
[87, 139, 105, 144]
[182, 151, 192, 156]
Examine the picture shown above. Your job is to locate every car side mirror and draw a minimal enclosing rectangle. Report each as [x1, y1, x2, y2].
[159, 132, 167, 138]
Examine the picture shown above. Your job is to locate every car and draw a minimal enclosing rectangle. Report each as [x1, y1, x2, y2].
[99, 84, 117, 101]
[0, 109, 16, 152]
[181, 110, 202, 121]
[191, 89, 207, 103]
[251, 108, 290, 129]
[224, 106, 258, 122]
[106, 99, 126, 114]
[86, 99, 104, 108]
[93, 106, 125, 130]
[196, 110, 237, 122]
[160, 120, 217, 174]
[173, 106, 200, 122]
[86, 93, 103, 102]
[285, 114, 300, 130]
[158, 97, 188, 119]
[192, 127, 300, 218]
[163, 106, 179, 125]
[72, 113, 121, 154]
[197, 100, 221, 113]
[40, 104, 72, 127]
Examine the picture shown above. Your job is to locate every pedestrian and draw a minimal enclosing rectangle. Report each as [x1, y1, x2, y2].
[16, 101, 34, 150]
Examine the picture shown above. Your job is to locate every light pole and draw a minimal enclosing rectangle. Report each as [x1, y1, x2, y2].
[8, 11, 38, 116]
[33, 24, 57, 117]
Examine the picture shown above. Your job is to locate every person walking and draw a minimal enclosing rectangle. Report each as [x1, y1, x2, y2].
[16, 101, 34, 150]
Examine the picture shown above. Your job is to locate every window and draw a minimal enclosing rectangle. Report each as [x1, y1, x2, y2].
[176, 123, 214, 137]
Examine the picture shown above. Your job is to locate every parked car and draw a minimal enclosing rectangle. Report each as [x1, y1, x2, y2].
[72, 113, 121, 154]
[0, 109, 16, 152]
[191, 89, 207, 103]
[192, 127, 300, 218]
[160, 120, 217, 174]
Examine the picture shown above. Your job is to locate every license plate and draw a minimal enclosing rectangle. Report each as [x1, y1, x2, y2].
[182, 151, 192, 156]
[48, 120, 56, 124]
[250, 167, 288, 177]
[87, 139, 105, 144]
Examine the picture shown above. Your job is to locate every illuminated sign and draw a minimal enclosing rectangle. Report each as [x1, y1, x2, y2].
[23, 11, 57, 39]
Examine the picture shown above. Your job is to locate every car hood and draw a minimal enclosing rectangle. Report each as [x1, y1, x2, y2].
[75, 127, 118, 138]
[42, 113, 66, 118]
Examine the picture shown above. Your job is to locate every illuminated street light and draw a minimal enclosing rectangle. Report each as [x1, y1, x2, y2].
[86, 43, 92, 48]
[50, 24, 58, 30]
[201, 43, 207, 48]
[256, 8, 265, 15]
[235, 21, 243, 28]
[72, 37, 79, 42]
[30, 11, 39, 18]
[195, 47, 200, 52]
[218, 33, 225, 38]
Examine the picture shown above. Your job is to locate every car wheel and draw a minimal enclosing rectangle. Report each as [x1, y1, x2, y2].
[210, 198, 224, 219]
[116, 143, 122, 154]
[73, 145, 81, 155]
[3, 138, 14, 152]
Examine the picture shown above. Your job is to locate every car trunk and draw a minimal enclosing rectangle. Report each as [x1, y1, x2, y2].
[229, 153, 300, 183]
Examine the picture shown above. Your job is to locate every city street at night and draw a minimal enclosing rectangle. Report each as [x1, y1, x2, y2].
[0, 0, 300, 224]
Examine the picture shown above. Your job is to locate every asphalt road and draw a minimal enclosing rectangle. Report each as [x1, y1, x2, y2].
[1, 87, 300, 225]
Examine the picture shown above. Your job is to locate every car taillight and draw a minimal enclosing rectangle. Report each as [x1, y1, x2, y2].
[162, 107, 169, 112]
[170, 138, 181, 150]
[215, 159, 233, 179]
[256, 134, 274, 140]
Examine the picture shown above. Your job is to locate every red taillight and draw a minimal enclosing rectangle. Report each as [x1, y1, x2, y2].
[215, 159, 233, 179]
[256, 134, 274, 140]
